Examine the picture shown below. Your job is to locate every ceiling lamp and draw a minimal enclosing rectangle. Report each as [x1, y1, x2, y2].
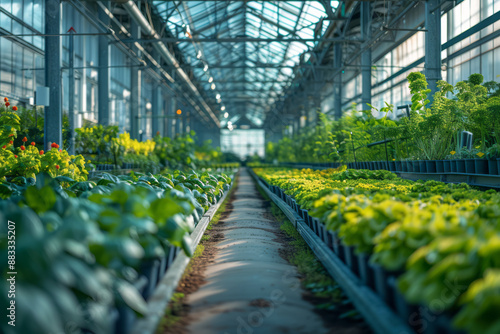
[216, 93, 221, 100]
[208, 77, 213, 83]
[224, 112, 229, 118]
[211, 83, 216, 90]
[221, 106, 226, 111]
[203, 64, 208, 72]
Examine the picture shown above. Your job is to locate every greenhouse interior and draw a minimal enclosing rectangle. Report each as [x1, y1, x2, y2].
[1, 0, 500, 333]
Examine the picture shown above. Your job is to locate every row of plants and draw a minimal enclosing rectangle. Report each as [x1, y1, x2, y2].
[0, 167, 233, 334]
[264, 73, 500, 175]
[253, 166, 500, 333]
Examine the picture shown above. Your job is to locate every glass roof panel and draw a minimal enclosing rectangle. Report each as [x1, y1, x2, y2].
[152, 0, 334, 122]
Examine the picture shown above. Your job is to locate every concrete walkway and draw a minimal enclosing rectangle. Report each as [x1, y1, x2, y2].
[186, 169, 328, 334]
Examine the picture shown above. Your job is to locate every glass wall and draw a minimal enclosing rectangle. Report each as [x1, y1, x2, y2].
[341, 0, 500, 119]
[221, 129, 265, 158]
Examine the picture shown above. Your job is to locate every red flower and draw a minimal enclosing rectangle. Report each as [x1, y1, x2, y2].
[20, 145, 25, 151]
[8, 134, 13, 137]
[31, 142, 35, 146]
[4, 97, 8, 102]
[2, 145, 5, 149]
[14, 155, 17, 158]
[22, 137, 27, 142]
[5, 102, 10, 107]
[51, 143, 59, 149]
[55, 165, 60, 170]
[40, 150, 44, 155]
[12, 106, 17, 111]
[9, 141, 13, 145]
[59, 149, 62, 152]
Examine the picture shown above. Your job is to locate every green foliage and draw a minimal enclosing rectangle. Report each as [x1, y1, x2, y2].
[0, 168, 233, 334]
[254, 166, 500, 333]
[265, 72, 500, 162]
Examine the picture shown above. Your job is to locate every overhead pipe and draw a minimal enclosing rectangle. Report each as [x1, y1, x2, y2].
[123, 0, 220, 127]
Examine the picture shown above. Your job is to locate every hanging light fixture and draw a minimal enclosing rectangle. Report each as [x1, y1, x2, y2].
[208, 76, 213, 83]
[211, 83, 216, 90]
[216, 93, 221, 100]
[224, 112, 229, 118]
[197, 50, 202, 59]
[221, 106, 226, 111]
[203, 64, 208, 72]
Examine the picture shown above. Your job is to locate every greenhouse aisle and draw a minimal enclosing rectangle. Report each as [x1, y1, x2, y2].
[186, 169, 329, 334]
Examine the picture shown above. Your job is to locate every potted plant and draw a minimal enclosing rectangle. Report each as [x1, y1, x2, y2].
[425, 160, 437, 173]
[413, 160, 421, 172]
[436, 159, 444, 173]
[486, 143, 500, 175]
[474, 151, 488, 174]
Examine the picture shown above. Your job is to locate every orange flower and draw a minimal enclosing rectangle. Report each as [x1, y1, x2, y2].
[9, 141, 13, 145]
[31, 142, 35, 146]
[12, 106, 17, 111]
[40, 150, 44, 155]
[20, 145, 25, 151]
[1, 145, 5, 149]
[59, 149, 62, 152]
[14, 155, 17, 158]
[8, 134, 13, 137]
[51, 143, 59, 149]
[4, 97, 8, 102]
[55, 165, 60, 170]
[22, 137, 27, 142]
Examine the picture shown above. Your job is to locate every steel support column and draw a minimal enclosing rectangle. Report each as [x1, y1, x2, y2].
[425, 0, 442, 104]
[361, 1, 372, 111]
[151, 85, 161, 136]
[98, 2, 110, 126]
[44, 0, 62, 150]
[130, 20, 141, 139]
[333, 43, 343, 120]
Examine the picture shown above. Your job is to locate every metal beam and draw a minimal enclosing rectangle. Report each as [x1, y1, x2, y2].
[98, 2, 110, 126]
[113, 37, 363, 43]
[361, 1, 372, 111]
[44, 0, 62, 151]
[425, 0, 442, 104]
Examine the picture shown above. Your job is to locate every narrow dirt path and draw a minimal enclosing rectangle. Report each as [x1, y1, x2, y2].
[184, 168, 329, 334]
[160, 168, 368, 334]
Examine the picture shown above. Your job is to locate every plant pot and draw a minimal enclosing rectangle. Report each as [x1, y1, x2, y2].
[450, 160, 457, 172]
[488, 159, 499, 175]
[442, 160, 450, 172]
[395, 161, 402, 172]
[388, 276, 419, 321]
[426, 160, 436, 173]
[401, 161, 408, 172]
[115, 306, 136, 334]
[456, 159, 466, 173]
[413, 161, 421, 173]
[465, 159, 475, 174]
[140, 259, 161, 300]
[158, 256, 167, 282]
[357, 254, 375, 289]
[388, 161, 396, 172]
[474, 159, 488, 174]
[343, 246, 359, 275]
[371, 263, 392, 304]
[331, 232, 341, 255]
[435, 160, 444, 173]
[419, 161, 427, 173]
